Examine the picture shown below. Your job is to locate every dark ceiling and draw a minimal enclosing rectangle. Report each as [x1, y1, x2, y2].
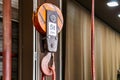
[76, 0, 120, 33]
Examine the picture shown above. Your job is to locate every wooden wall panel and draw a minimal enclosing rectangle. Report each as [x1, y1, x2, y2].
[65, 1, 120, 80]
[19, 0, 33, 80]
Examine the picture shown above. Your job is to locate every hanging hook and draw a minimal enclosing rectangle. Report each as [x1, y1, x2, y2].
[40, 52, 52, 75]
[41, 52, 56, 80]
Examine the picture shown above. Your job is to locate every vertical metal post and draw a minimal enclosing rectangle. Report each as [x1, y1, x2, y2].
[3, 0, 12, 80]
[33, 0, 39, 80]
[91, 0, 95, 80]
[59, 0, 62, 80]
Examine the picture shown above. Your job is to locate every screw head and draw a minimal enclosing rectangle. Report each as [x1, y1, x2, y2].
[49, 14, 57, 23]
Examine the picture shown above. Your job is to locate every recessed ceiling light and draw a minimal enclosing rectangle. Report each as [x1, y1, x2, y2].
[107, 1, 119, 7]
[118, 14, 120, 18]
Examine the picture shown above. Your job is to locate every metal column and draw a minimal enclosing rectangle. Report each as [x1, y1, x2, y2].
[3, 0, 12, 80]
[91, 0, 96, 80]
[33, 0, 40, 80]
